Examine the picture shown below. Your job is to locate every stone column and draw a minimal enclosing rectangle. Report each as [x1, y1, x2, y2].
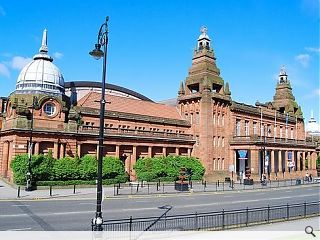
[162, 147, 166, 157]
[115, 145, 120, 158]
[1, 141, 9, 177]
[96, 144, 99, 159]
[59, 143, 65, 159]
[250, 149, 259, 174]
[187, 148, 191, 157]
[296, 151, 300, 171]
[148, 146, 152, 158]
[34, 142, 40, 155]
[278, 150, 283, 173]
[271, 150, 275, 173]
[311, 152, 316, 170]
[302, 152, 306, 171]
[53, 142, 59, 159]
[131, 146, 137, 181]
[77, 143, 81, 158]
[307, 152, 311, 170]
[175, 147, 179, 156]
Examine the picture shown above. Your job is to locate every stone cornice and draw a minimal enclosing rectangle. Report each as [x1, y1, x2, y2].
[74, 106, 191, 127]
[231, 101, 302, 123]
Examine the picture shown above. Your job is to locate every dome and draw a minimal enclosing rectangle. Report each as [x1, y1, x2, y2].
[15, 29, 65, 95]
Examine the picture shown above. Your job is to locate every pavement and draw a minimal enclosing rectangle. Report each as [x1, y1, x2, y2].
[0, 179, 319, 200]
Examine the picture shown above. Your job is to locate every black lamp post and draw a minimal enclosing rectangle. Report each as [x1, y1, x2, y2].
[89, 16, 109, 231]
[26, 96, 37, 191]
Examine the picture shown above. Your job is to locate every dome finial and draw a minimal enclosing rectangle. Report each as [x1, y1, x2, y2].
[39, 29, 48, 53]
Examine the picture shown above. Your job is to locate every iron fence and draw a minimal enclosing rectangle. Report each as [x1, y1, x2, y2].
[92, 201, 320, 231]
[113, 178, 319, 196]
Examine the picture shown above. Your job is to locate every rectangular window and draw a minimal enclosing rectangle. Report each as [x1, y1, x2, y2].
[267, 124, 271, 137]
[190, 113, 193, 124]
[291, 128, 294, 139]
[213, 158, 216, 170]
[245, 120, 249, 136]
[222, 158, 225, 170]
[196, 135, 199, 146]
[195, 112, 200, 124]
[236, 119, 241, 136]
[213, 114, 216, 125]
[217, 136, 220, 147]
[217, 114, 220, 125]
[213, 136, 216, 147]
[253, 122, 257, 135]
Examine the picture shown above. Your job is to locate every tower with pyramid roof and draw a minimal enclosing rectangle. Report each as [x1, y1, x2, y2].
[178, 27, 232, 179]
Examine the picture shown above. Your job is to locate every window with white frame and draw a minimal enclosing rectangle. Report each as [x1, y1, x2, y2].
[245, 120, 249, 136]
[236, 119, 241, 136]
[253, 121, 257, 135]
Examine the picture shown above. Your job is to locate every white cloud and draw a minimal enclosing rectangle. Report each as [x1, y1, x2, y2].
[53, 52, 63, 59]
[11, 56, 32, 70]
[294, 54, 310, 67]
[305, 47, 320, 53]
[0, 63, 10, 77]
[0, 6, 5, 16]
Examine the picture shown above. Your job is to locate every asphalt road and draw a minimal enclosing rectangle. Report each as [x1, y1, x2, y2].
[0, 185, 319, 231]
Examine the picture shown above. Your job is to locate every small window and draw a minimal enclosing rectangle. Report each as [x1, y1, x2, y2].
[44, 103, 56, 116]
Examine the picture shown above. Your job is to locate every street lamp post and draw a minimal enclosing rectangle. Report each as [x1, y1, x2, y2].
[89, 16, 109, 231]
[26, 96, 37, 191]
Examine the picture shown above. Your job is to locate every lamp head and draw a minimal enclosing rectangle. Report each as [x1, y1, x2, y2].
[89, 43, 104, 60]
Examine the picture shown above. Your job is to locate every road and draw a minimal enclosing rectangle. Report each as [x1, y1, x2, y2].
[0, 185, 319, 231]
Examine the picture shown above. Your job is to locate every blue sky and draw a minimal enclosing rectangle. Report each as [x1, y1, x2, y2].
[0, 0, 319, 124]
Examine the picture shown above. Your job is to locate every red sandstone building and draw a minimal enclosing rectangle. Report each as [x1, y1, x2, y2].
[0, 28, 318, 182]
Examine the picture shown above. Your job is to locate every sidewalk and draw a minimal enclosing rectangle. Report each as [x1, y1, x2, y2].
[0, 180, 104, 200]
[0, 179, 318, 200]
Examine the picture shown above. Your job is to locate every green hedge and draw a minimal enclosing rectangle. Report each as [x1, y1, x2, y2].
[134, 156, 205, 182]
[10, 154, 128, 185]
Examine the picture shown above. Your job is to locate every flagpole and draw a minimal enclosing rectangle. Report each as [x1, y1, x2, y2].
[274, 110, 276, 142]
[260, 107, 263, 141]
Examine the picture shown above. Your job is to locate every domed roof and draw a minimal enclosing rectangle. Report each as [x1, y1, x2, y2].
[15, 29, 65, 95]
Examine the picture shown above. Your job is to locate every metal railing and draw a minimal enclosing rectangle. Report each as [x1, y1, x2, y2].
[92, 201, 319, 231]
[113, 178, 319, 196]
[80, 126, 194, 140]
[231, 135, 317, 147]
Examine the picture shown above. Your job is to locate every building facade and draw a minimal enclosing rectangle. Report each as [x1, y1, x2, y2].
[0, 28, 318, 182]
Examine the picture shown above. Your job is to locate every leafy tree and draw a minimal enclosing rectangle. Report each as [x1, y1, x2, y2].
[134, 156, 205, 182]
[78, 155, 97, 180]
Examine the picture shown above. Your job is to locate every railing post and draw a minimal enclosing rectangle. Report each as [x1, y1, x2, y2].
[130, 184, 133, 195]
[147, 183, 150, 194]
[156, 182, 159, 191]
[162, 183, 165, 194]
[73, 184, 76, 194]
[17, 186, 20, 198]
[136, 183, 139, 193]
[113, 184, 115, 196]
[129, 216, 133, 231]
[304, 201, 307, 218]
[267, 205, 270, 223]
[286, 203, 289, 220]
[195, 212, 198, 230]
[117, 185, 119, 195]
[222, 209, 225, 230]
[218, 180, 220, 187]
[215, 182, 217, 192]
[204, 181, 206, 192]
[49, 186, 52, 197]
[246, 207, 249, 226]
